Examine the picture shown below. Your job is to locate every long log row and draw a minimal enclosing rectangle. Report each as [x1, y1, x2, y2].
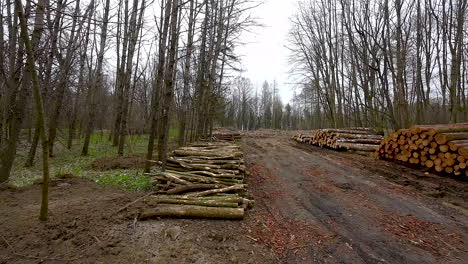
[142, 142, 251, 220]
[376, 123, 468, 177]
[212, 132, 242, 142]
[292, 128, 384, 153]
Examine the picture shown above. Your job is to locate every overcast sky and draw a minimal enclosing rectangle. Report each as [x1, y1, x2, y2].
[236, 0, 297, 104]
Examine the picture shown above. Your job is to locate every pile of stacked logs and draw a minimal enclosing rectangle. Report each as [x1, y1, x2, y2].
[142, 142, 251, 219]
[376, 123, 468, 176]
[212, 132, 242, 142]
[292, 128, 384, 153]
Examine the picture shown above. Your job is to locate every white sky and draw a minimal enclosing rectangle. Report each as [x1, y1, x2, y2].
[236, 0, 297, 104]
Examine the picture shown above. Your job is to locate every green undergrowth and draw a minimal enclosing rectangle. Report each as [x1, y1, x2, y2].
[95, 170, 153, 191]
[8, 129, 178, 190]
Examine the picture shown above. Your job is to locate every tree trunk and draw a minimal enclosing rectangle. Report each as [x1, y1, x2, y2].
[178, 0, 196, 147]
[157, 0, 180, 166]
[139, 204, 244, 219]
[16, 0, 50, 220]
[118, 0, 145, 156]
[47, 0, 82, 157]
[81, 0, 110, 156]
[144, 0, 172, 172]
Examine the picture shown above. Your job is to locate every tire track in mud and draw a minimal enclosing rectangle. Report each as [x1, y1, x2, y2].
[243, 136, 468, 264]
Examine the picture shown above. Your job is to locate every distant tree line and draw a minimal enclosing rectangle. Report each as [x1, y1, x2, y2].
[287, 0, 468, 130]
[220, 77, 293, 131]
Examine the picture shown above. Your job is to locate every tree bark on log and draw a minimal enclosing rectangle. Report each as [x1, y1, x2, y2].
[336, 138, 382, 144]
[434, 132, 468, 144]
[338, 143, 378, 151]
[146, 198, 239, 208]
[139, 204, 244, 219]
[166, 184, 227, 194]
[332, 133, 383, 140]
[186, 184, 246, 198]
[325, 129, 384, 135]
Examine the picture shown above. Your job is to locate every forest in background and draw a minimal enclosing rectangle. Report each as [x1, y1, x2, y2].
[287, 0, 468, 130]
[1, 0, 468, 218]
[217, 0, 468, 132]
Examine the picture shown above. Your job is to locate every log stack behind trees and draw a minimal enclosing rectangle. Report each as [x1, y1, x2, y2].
[376, 123, 468, 177]
[212, 132, 242, 142]
[143, 142, 251, 219]
[292, 128, 384, 153]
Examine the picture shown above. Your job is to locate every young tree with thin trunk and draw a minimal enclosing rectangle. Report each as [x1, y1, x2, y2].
[82, 0, 111, 156]
[144, 0, 173, 173]
[16, 0, 50, 221]
[157, 0, 180, 166]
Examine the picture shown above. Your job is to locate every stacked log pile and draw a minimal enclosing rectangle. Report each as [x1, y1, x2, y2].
[212, 132, 242, 142]
[376, 123, 468, 177]
[142, 142, 251, 219]
[292, 128, 384, 152]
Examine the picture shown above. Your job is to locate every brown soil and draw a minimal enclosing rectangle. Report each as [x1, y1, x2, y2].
[0, 178, 275, 264]
[91, 155, 147, 170]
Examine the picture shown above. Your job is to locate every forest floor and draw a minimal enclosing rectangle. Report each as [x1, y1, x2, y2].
[1, 130, 468, 263]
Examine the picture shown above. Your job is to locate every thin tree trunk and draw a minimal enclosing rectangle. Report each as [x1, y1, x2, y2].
[157, 0, 180, 166]
[81, 0, 111, 156]
[47, 0, 82, 157]
[113, 0, 130, 147]
[16, 0, 50, 221]
[178, 0, 196, 146]
[144, 0, 172, 172]
[0, 0, 34, 183]
[118, 0, 145, 156]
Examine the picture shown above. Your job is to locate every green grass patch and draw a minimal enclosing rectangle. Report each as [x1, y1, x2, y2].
[95, 169, 153, 191]
[169, 127, 179, 138]
[8, 131, 158, 190]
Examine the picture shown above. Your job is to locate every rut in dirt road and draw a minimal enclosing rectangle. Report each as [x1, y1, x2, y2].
[244, 136, 468, 264]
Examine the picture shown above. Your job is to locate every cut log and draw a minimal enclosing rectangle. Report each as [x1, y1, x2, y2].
[186, 184, 246, 198]
[146, 198, 239, 208]
[166, 184, 227, 195]
[425, 160, 434, 168]
[376, 123, 468, 178]
[439, 145, 449, 153]
[139, 204, 244, 219]
[156, 172, 191, 185]
[336, 138, 382, 145]
[326, 129, 384, 135]
[173, 150, 242, 158]
[338, 143, 378, 152]
[434, 132, 468, 145]
[459, 147, 468, 156]
[428, 126, 468, 134]
[169, 158, 243, 165]
[331, 133, 383, 140]
[188, 171, 243, 179]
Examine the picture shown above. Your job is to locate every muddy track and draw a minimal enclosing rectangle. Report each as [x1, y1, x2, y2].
[243, 135, 468, 264]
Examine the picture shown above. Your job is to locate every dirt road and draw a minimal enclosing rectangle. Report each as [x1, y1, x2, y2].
[243, 134, 468, 263]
